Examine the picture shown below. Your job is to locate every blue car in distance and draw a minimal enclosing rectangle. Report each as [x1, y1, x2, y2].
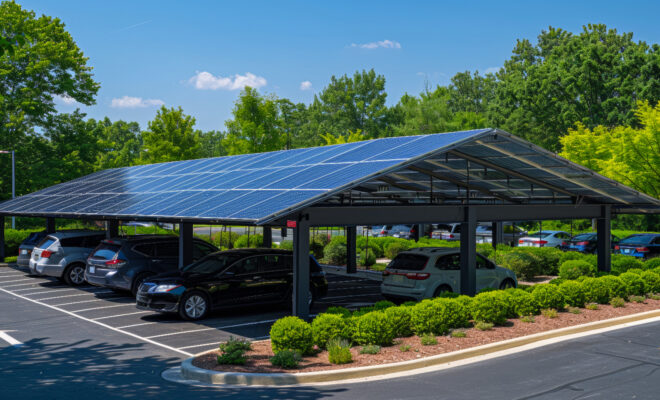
[560, 232, 619, 254]
[615, 233, 660, 259]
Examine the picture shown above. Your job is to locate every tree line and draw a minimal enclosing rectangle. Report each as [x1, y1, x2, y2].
[1, 1, 659, 206]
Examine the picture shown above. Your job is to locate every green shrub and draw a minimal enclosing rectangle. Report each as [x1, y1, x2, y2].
[558, 280, 587, 308]
[324, 241, 347, 265]
[470, 292, 510, 325]
[270, 316, 314, 355]
[505, 288, 540, 317]
[654, 266, 660, 275]
[353, 311, 395, 346]
[541, 308, 558, 318]
[609, 297, 625, 308]
[420, 333, 438, 345]
[644, 258, 660, 270]
[341, 316, 359, 341]
[384, 306, 413, 338]
[454, 295, 474, 319]
[211, 231, 240, 249]
[3, 229, 40, 256]
[309, 239, 325, 259]
[515, 247, 563, 275]
[311, 314, 346, 349]
[233, 234, 263, 248]
[278, 241, 294, 250]
[475, 321, 494, 331]
[358, 248, 376, 267]
[384, 241, 411, 259]
[411, 298, 470, 335]
[399, 344, 411, 352]
[327, 338, 352, 364]
[619, 272, 646, 296]
[626, 268, 645, 275]
[450, 330, 467, 338]
[598, 275, 629, 300]
[217, 337, 252, 365]
[270, 350, 301, 369]
[357, 237, 384, 257]
[501, 251, 542, 281]
[630, 295, 646, 303]
[640, 271, 660, 293]
[611, 255, 645, 274]
[585, 303, 599, 310]
[373, 301, 396, 311]
[352, 306, 375, 317]
[581, 277, 611, 304]
[312, 232, 331, 246]
[521, 315, 535, 323]
[531, 284, 565, 310]
[559, 260, 596, 280]
[360, 344, 380, 354]
[559, 251, 588, 265]
[568, 306, 581, 314]
[548, 278, 565, 285]
[324, 306, 351, 318]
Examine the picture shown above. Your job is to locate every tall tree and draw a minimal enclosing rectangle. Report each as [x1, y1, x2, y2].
[94, 118, 142, 170]
[447, 71, 497, 114]
[141, 106, 201, 163]
[277, 98, 308, 149]
[224, 87, 282, 155]
[198, 130, 227, 158]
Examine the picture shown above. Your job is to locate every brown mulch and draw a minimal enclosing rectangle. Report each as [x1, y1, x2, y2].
[193, 299, 660, 374]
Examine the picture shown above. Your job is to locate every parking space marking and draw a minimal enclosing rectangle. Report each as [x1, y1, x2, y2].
[0, 278, 34, 284]
[177, 341, 225, 350]
[0, 331, 23, 347]
[35, 291, 114, 301]
[144, 318, 280, 339]
[0, 287, 192, 357]
[11, 285, 68, 292]
[2, 282, 48, 288]
[70, 304, 136, 313]
[117, 322, 156, 329]
[92, 311, 152, 321]
[20, 288, 82, 296]
[52, 298, 108, 306]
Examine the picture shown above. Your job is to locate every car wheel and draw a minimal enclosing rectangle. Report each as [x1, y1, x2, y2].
[63, 263, 86, 286]
[131, 273, 152, 297]
[179, 291, 209, 321]
[433, 285, 452, 297]
[499, 279, 516, 290]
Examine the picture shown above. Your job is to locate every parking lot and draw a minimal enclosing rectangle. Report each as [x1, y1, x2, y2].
[0, 264, 383, 357]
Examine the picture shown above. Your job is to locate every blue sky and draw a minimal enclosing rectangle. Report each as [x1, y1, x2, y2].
[18, 0, 660, 132]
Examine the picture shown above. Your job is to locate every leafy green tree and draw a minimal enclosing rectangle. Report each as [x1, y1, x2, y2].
[306, 69, 390, 142]
[488, 24, 660, 151]
[94, 118, 142, 170]
[320, 129, 366, 145]
[141, 106, 202, 163]
[198, 130, 227, 158]
[447, 71, 497, 114]
[277, 98, 308, 149]
[559, 101, 660, 199]
[224, 87, 282, 154]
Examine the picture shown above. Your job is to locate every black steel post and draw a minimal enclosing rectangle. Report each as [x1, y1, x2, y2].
[346, 226, 357, 274]
[0, 216, 5, 263]
[293, 218, 310, 319]
[281, 227, 287, 238]
[460, 207, 477, 296]
[492, 221, 503, 248]
[46, 217, 56, 234]
[179, 222, 194, 268]
[263, 226, 272, 248]
[596, 206, 612, 272]
[106, 220, 119, 238]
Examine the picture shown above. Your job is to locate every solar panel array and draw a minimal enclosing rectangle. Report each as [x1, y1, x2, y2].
[0, 129, 492, 223]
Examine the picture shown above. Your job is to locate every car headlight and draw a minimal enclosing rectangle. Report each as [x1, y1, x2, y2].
[149, 284, 182, 293]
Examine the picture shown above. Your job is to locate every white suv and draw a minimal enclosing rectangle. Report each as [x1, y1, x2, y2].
[381, 247, 517, 302]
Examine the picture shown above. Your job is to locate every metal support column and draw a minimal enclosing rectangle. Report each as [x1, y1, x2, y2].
[263, 226, 272, 248]
[460, 207, 477, 296]
[106, 220, 119, 239]
[0, 216, 5, 263]
[292, 217, 310, 319]
[179, 222, 194, 268]
[596, 206, 612, 272]
[46, 217, 56, 234]
[346, 226, 357, 274]
[281, 227, 287, 238]
[492, 221, 503, 248]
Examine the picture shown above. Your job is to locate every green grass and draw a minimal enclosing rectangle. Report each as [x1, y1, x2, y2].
[368, 263, 388, 271]
[2, 256, 17, 263]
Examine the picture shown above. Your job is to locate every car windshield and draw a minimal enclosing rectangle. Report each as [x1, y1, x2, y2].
[434, 224, 454, 232]
[37, 237, 56, 249]
[180, 253, 242, 275]
[91, 243, 121, 260]
[572, 233, 595, 241]
[619, 235, 656, 245]
[387, 254, 429, 271]
[391, 225, 411, 232]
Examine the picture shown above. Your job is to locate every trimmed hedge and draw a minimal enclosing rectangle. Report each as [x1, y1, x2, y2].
[558, 280, 587, 308]
[559, 260, 596, 280]
[501, 251, 542, 281]
[599, 275, 628, 300]
[640, 271, 660, 293]
[611, 255, 645, 274]
[311, 314, 346, 349]
[270, 316, 313, 355]
[352, 311, 395, 346]
[531, 284, 565, 310]
[644, 258, 660, 270]
[384, 305, 413, 337]
[233, 234, 263, 248]
[505, 288, 540, 317]
[324, 241, 347, 265]
[619, 272, 646, 296]
[470, 291, 509, 325]
[411, 298, 469, 335]
[581, 277, 610, 304]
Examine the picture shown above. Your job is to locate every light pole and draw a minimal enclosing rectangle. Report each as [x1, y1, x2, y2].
[0, 150, 15, 229]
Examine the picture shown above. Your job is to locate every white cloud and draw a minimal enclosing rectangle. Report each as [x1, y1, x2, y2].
[55, 95, 78, 105]
[350, 39, 401, 50]
[300, 81, 312, 91]
[188, 71, 267, 90]
[110, 96, 164, 108]
[484, 66, 501, 75]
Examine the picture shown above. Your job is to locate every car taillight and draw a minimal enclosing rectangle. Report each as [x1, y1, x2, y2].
[576, 241, 589, 246]
[105, 259, 127, 268]
[448, 234, 454, 239]
[405, 272, 430, 280]
[614, 245, 620, 250]
[561, 241, 567, 246]
[636, 247, 650, 253]
[519, 239, 524, 244]
[382, 270, 390, 277]
[41, 250, 53, 258]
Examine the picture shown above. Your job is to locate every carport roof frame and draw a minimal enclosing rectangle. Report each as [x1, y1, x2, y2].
[0, 128, 658, 225]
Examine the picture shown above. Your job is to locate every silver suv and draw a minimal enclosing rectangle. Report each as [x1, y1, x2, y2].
[29, 230, 107, 286]
[381, 247, 517, 302]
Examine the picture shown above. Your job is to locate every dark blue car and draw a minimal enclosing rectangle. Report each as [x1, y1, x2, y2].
[560, 232, 619, 254]
[615, 234, 660, 259]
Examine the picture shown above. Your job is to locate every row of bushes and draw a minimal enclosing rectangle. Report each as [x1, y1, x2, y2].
[269, 266, 660, 356]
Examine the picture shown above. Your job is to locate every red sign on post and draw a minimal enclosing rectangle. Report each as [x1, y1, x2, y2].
[286, 220, 297, 228]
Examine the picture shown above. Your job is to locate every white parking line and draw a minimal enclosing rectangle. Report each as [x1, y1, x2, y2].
[71, 304, 135, 313]
[53, 299, 107, 307]
[92, 311, 151, 320]
[20, 288, 81, 296]
[177, 342, 222, 350]
[116, 322, 156, 329]
[1, 282, 46, 288]
[11, 285, 68, 292]
[0, 278, 34, 284]
[0, 287, 192, 357]
[0, 272, 24, 277]
[145, 318, 280, 339]
[35, 291, 114, 301]
[0, 331, 23, 347]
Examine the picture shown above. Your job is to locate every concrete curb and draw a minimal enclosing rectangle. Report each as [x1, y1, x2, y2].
[180, 309, 660, 386]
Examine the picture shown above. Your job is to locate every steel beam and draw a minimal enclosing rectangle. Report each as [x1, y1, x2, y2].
[262, 226, 272, 248]
[346, 226, 357, 274]
[46, 217, 56, 234]
[179, 222, 194, 268]
[460, 207, 477, 296]
[0, 216, 5, 263]
[492, 221, 503, 248]
[597, 206, 612, 272]
[106, 220, 119, 239]
[292, 217, 310, 319]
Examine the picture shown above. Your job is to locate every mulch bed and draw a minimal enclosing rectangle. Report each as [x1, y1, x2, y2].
[193, 299, 660, 374]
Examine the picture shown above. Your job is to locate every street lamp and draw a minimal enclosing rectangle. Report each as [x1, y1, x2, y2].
[0, 150, 15, 229]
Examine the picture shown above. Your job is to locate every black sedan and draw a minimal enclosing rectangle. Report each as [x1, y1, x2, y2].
[559, 232, 620, 254]
[614, 234, 660, 260]
[136, 249, 328, 320]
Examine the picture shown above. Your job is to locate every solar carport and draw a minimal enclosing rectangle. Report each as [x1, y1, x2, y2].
[1, 128, 658, 319]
